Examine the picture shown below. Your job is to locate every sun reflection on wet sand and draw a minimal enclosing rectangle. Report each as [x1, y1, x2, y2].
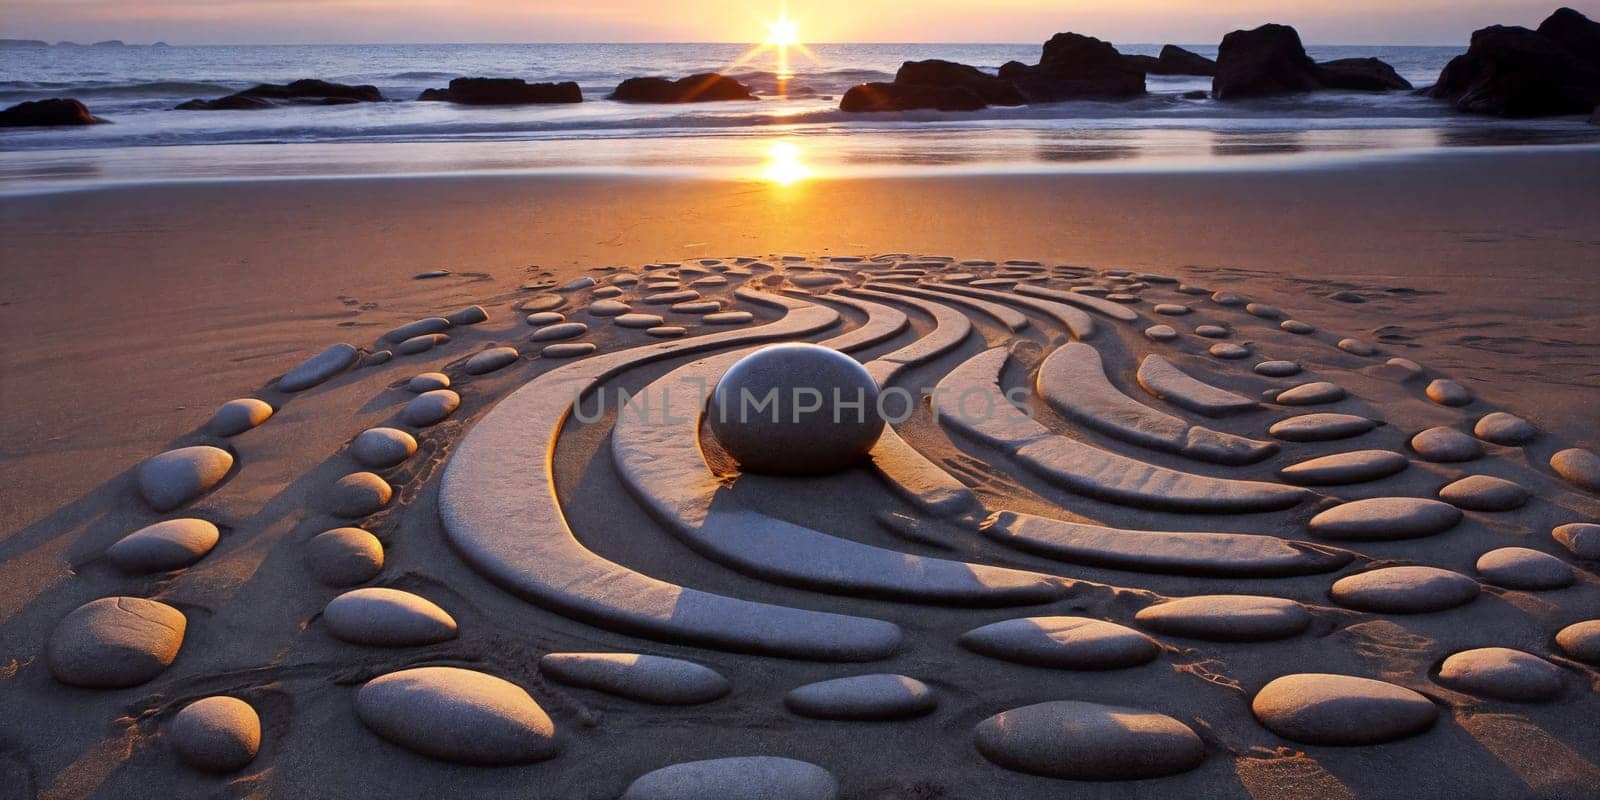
[761, 140, 812, 185]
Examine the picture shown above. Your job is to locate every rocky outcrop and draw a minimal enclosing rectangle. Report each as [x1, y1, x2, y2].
[1125, 45, 1217, 76]
[419, 78, 582, 105]
[177, 79, 383, 110]
[840, 59, 1023, 111]
[609, 73, 755, 102]
[1001, 33, 1147, 102]
[1214, 24, 1412, 98]
[0, 98, 105, 127]
[1430, 8, 1600, 117]
[1319, 58, 1413, 91]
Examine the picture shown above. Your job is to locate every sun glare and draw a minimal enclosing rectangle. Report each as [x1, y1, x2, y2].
[767, 17, 800, 48]
[761, 140, 812, 185]
[724, 6, 817, 91]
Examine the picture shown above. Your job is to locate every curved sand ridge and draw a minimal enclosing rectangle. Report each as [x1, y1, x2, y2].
[939, 347, 1309, 513]
[440, 289, 903, 661]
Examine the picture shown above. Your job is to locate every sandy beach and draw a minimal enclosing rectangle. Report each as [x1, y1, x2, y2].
[3, 145, 1600, 798]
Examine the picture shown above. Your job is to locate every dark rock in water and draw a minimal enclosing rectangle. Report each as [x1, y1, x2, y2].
[1430, 9, 1600, 117]
[1127, 45, 1217, 76]
[0, 98, 106, 127]
[610, 73, 755, 103]
[1002, 33, 1147, 101]
[1213, 24, 1323, 99]
[93, 40, 126, 47]
[840, 82, 986, 112]
[0, 39, 50, 48]
[841, 59, 1022, 112]
[1319, 58, 1413, 91]
[177, 79, 383, 110]
[895, 60, 1025, 106]
[418, 77, 582, 105]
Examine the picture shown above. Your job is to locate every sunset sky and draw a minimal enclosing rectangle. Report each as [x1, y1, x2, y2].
[4, 0, 1596, 45]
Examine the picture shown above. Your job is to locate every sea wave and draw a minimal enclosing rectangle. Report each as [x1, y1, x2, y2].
[0, 80, 237, 100]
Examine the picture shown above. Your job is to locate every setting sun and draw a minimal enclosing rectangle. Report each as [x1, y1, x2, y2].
[767, 17, 800, 47]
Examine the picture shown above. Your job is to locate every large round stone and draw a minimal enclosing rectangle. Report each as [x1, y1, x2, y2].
[137, 446, 234, 511]
[783, 674, 936, 721]
[326, 472, 392, 517]
[1475, 547, 1574, 590]
[958, 616, 1160, 670]
[48, 597, 187, 688]
[707, 344, 884, 476]
[106, 518, 219, 573]
[205, 399, 273, 437]
[349, 427, 417, 469]
[1135, 595, 1311, 642]
[305, 527, 384, 586]
[1330, 566, 1480, 613]
[622, 757, 838, 800]
[974, 700, 1205, 780]
[1436, 647, 1563, 701]
[323, 587, 457, 646]
[1252, 673, 1437, 746]
[539, 652, 730, 705]
[355, 667, 556, 764]
[1555, 620, 1600, 664]
[169, 696, 261, 772]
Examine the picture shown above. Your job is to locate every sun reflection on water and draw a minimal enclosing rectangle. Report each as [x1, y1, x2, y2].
[761, 140, 812, 185]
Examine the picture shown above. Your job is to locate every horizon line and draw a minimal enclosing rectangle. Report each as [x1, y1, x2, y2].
[0, 38, 1473, 48]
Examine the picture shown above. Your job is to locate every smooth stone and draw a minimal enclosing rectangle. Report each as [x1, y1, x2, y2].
[1426, 378, 1473, 406]
[646, 326, 686, 338]
[1476, 547, 1574, 589]
[708, 343, 884, 476]
[464, 346, 520, 375]
[530, 322, 588, 341]
[974, 701, 1204, 781]
[1437, 647, 1562, 701]
[561, 276, 596, 291]
[401, 389, 460, 426]
[1246, 302, 1282, 318]
[381, 317, 450, 343]
[615, 313, 666, 328]
[445, 305, 488, 326]
[1106, 293, 1140, 303]
[327, 472, 392, 517]
[670, 300, 722, 314]
[305, 527, 384, 586]
[516, 293, 564, 312]
[622, 757, 838, 800]
[704, 311, 754, 325]
[361, 350, 392, 367]
[356, 667, 556, 764]
[1337, 338, 1378, 356]
[539, 652, 729, 705]
[1280, 450, 1408, 486]
[1195, 324, 1230, 338]
[959, 617, 1160, 670]
[279, 343, 359, 391]
[1275, 381, 1346, 405]
[1144, 325, 1178, 342]
[407, 372, 450, 392]
[106, 518, 219, 573]
[525, 311, 566, 326]
[1135, 595, 1310, 641]
[1330, 566, 1480, 613]
[1411, 426, 1484, 462]
[1384, 357, 1425, 377]
[1555, 620, 1600, 663]
[1281, 319, 1315, 334]
[396, 333, 449, 355]
[1439, 475, 1529, 511]
[642, 290, 701, 305]
[588, 299, 631, 317]
[691, 275, 730, 287]
[1474, 412, 1537, 445]
[783, 674, 935, 721]
[169, 696, 260, 772]
[1252, 674, 1437, 745]
[350, 427, 417, 468]
[137, 446, 234, 511]
[1551, 448, 1600, 492]
[592, 285, 623, 298]
[205, 399, 273, 436]
[1153, 303, 1190, 315]
[414, 269, 450, 279]
[1209, 343, 1250, 359]
[1254, 360, 1301, 377]
[48, 597, 186, 688]
[1309, 497, 1462, 541]
[1553, 523, 1600, 559]
[1211, 291, 1246, 306]
[1269, 413, 1378, 442]
[542, 342, 597, 358]
[324, 587, 457, 646]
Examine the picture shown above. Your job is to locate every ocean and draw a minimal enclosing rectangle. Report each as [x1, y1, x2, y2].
[3, 42, 1598, 193]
